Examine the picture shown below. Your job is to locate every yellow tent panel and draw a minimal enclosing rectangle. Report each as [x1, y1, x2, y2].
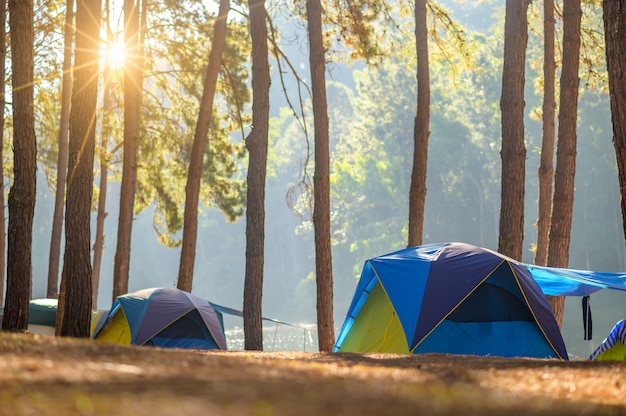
[94, 308, 131, 345]
[593, 340, 626, 361]
[338, 281, 409, 354]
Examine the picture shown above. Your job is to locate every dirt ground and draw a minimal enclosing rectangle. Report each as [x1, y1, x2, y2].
[0, 332, 624, 416]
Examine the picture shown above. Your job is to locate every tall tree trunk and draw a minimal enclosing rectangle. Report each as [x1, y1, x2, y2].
[47, 0, 73, 299]
[307, 0, 334, 352]
[407, 0, 430, 248]
[93, 1, 114, 309]
[498, 0, 530, 261]
[243, 0, 270, 351]
[3, 0, 35, 332]
[547, 0, 582, 327]
[604, 0, 626, 241]
[59, 0, 101, 337]
[534, 0, 555, 267]
[177, 0, 230, 292]
[0, 0, 7, 307]
[92, 121, 108, 309]
[112, 0, 141, 299]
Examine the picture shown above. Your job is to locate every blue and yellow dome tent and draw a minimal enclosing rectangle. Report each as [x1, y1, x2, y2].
[92, 287, 227, 350]
[334, 242, 569, 359]
[335, 242, 626, 359]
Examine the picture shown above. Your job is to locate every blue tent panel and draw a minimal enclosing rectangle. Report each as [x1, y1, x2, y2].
[414, 320, 558, 358]
[372, 248, 434, 343]
[146, 309, 220, 350]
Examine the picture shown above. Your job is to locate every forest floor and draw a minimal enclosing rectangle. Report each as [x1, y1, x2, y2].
[0, 332, 625, 416]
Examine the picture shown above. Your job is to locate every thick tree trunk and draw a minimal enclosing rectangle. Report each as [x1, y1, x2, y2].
[535, 0, 555, 267]
[604, 0, 626, 241]
[243, 0, 270, 351]
[59, 0, 101, 337]
[113, 0, 141, 299]
[3, 0, 36, 331]
[547, 0, 582, 327]
[407, 0, 430, 248]
[307, 0, 334, 352]
[498, 0, 530, 261]
[47, 0, 73, 299]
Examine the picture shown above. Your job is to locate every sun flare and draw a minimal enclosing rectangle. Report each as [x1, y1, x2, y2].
[106, 40, 126, 68]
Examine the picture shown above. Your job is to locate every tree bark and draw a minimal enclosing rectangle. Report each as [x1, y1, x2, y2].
[47, 0, 73, 299]
[547, 0, 582, 327]
[3, 0, 36, 331]
[59, 0, 101, 337]
[534, 0, 555, 267]
[604, 0, 626, 241]
[307, 0, 334, 352]
[113, 0, 141, 299]
[243, 0, 270, 351]
[407, 0, 430, 248]
[0, 0, 7, 307]
[178, 0, 230, 292]
[498, 0, 530, 261]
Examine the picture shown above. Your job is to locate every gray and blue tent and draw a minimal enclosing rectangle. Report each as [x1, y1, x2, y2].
[92, 287, 227, 350]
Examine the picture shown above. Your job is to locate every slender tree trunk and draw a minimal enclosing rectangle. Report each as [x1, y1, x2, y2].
[47, 0, 73, 299]
[604, 0, 626, 240]
[243, 0, 270, 351]
[0, 0, 7, 307]
[3, 0, 36, 332]
[92, 126, 108, 310]
[112, 0, 141, 299]
[93, 2, 114, 309]
[534, 0, 555, 267]
[547, 0, 582, 327]
[306, 0, 334, 352]
[407, 0, 430, 248]
[498, 0, 530, 261]
[59, 0, 101, 337]
[177, 0, 230, 292]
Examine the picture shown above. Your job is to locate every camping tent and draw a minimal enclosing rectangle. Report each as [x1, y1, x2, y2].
[0, 299, 104, 336]
[92, 287, 227, 350]
[334, 242, 569, 359]
[589, 320, 626, 361]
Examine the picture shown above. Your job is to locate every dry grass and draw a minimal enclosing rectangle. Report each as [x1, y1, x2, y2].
[0, 332, 624, 415]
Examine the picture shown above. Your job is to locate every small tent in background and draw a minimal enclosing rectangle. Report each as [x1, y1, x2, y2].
[92, 287, 227, 350]
[589, 320, 626, 361]
[0, 299, 104, 336]
[27, 299, 58, 335]
[334, 242, 568, 359]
